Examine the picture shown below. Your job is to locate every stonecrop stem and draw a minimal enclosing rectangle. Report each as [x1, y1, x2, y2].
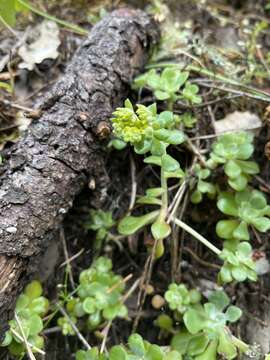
[173, 217, 221, 256]
[160, 166, 168, 220]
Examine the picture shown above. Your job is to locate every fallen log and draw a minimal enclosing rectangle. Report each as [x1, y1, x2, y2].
[0, 9, 159, 337]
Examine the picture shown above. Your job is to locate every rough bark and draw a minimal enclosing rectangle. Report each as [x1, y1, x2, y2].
[0, 8, 159, 337]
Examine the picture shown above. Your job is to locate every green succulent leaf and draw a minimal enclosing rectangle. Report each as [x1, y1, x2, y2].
[147, 69, 161, 89]
[109, 346, 127, 360]
[76, 348, 101, 360]
[155, 314, 173, 331]
[228, 174, 248, 191]
[82, 298, 96, 314]
[93, 257, 112, 273]
[29, 297, 49, 315]
[108, 138, 127, 150]
[235, 160, 259, 174]
[171, 330, 194, 354]
[128, 334, 146, 356]
[251, 217, 270, 232]
[151, 137, 168, 156]
[136, 196, 162, 206]
[164, 350, 183, 360]
[151, 220, 171, 240]
[217, 332, 237, 360]
[224, 160, 242, 178]
[188, 334, 209, 356]
[103, 304, 127, 320]
[217, 193, 238, 216]
[144, 156, 162, 166]
[156, 111, 175, 128]
[1, 331, 13, 347]
[161, 154, 180, 172]
[15, 294, 30, 312]
[161, 68, 189, 93]
[216, 220, 239, 239]
[194, 340, 218, 360]
[146, 344, 164, 360]
[134, 140, 152, 154]
[191, 189, 203, 204]
[164, 168, 185, 179]
[154, 90, 170, 100]
[184, 308, 206, 334]
[180, 112, 197, 128]
[182, 83, 202, 104]
[24, 280, 43, 300]
[233, 221, 249, 240]
[225, 306, 242, 323]
[154, 129, 185, 145]
[118, 211, 159, 235]
[208, 290, 230, 311]
[28, 314, 43, 336]
[146, 187, 164, 197]
[197, 180, 216, 195]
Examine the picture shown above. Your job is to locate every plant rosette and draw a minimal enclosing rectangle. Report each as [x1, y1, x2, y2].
[133, 67, 202, 105]
[76, 333, 182, 360]
[1, 280, 49, 357]
[216, 189, 270, 241]
[208, 131, 259, 191]
[218, 241, 257, 283]
[165, 283, 201, 314]
[171, 290, 248, 360]
[58, 257, 127, 335]
[84, 209, 115, 248]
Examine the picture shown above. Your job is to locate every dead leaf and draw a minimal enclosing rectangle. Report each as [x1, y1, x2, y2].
[214, 111, 262, 134]
[18, 20, 60, 71]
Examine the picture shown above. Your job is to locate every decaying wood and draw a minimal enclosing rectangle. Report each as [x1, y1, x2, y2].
[0, 9, 159, 337]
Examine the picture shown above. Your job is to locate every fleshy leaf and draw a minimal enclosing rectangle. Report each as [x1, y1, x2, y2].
[144, 156, 162, 166]
[217, 193, 238, 216]
[155, 90, 170, 100]
[151, 220, 171, 240]
[217, 332, 237, 359]
[228, 174, 248, 191]
[25, 280, 43, 300]
[209, 291, 230, 311]
[233, 221, 249, 241]
[118, 211, 159, 235]
[154, 129, 185, 145]
[128, 334, 146, 356]
[171, 330, 194, 354]
[184, 309, 206, 334]
[252, 217, 270, 232]
[161, 154, 180, 172]
[225, 306, 242, 323]
[194, 340, 218, 360]
[224, 160, 242, 178]
[216, 220, 239, 239]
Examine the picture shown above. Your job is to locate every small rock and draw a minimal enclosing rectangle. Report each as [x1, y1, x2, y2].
[151, 294, 165, 309]
[6, 226, 17, 234]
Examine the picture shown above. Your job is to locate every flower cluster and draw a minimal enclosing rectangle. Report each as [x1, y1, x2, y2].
[112, 99, 154, 144]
